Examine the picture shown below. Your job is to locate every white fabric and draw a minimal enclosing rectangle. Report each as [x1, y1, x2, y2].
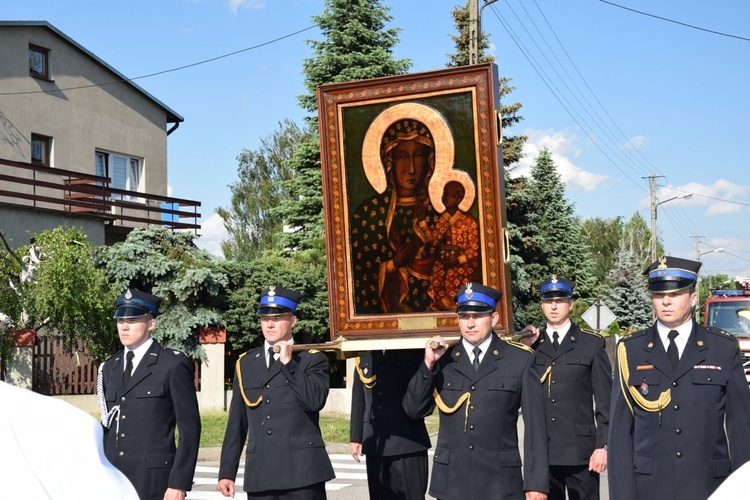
[0, 381, 139, 499]
[462, 335, 492, 365]
[709, 461, 750, 498]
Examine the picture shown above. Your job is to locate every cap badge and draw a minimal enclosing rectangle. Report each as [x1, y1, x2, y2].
[551, 275, 558, 284]
[657, 256, 668, 270]
[125, 289, 132, 300]
[268, 285, 276, 297]
[465, 282, 474, 299]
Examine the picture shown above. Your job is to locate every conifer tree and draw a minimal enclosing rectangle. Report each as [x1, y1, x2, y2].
[516, 148, 597, 325]
[274, 0, 412, 252]
[604, 249, 652, 332]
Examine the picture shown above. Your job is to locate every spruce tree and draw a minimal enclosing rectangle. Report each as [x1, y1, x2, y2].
[516, 148, 597, 325]
[604, 249, 652, 332]
[274, 0, 412, 252]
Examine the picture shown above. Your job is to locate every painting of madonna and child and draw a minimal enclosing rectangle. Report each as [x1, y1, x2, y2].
[318, 64, 510, 334]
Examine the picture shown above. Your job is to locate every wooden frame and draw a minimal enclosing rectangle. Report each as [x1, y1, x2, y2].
[317, 63, 512, 341]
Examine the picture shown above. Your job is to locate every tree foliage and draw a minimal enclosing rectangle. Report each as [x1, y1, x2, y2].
[581, 216, 624, 289]
[622, 212, 653, 269]
[217, 120, 313, 259]
[513, 148, 597, 326]
[0, 227, 117, 366]
[603, 249, 652, 332]
[277, 0, 413, 253]
[96, 227, 227, 360]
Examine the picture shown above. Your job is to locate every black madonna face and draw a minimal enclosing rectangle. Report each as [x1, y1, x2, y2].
[391, 139, 431, 197]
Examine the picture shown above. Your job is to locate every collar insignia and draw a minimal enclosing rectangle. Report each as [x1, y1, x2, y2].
[647, 342, 654, 348]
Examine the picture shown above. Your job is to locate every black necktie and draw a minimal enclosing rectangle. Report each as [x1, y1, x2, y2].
[268, 346, 276, 371]
[552, 331, 560, 351]
[123, 351, 134, 386]
[667, 330, 679, 369]
[472, 347, 481, 371]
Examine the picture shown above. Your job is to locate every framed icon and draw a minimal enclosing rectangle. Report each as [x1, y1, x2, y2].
[317, 63, 512, 340]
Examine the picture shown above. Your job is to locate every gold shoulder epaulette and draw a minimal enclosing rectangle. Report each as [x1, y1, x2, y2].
[506, 339, 534, 353]
[580, 328, 603, 338]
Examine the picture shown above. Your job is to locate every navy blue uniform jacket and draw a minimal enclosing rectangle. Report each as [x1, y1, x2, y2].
[350, 350, 431, 456]
[404, 334, 549, 499]
[532, 323, 611, 465]
[218, 347, 335, 492]
[609, 321, 750, 499]
[102, 342, 201, 500]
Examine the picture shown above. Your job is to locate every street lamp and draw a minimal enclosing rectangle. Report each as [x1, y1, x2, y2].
[695, 247, 724, 320]
[650, 194, 693, 261]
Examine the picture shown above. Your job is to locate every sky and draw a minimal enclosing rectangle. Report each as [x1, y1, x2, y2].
[5, 0, 750, 281]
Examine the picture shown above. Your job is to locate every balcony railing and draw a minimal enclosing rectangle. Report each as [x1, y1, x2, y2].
[0, 157, 200, 231]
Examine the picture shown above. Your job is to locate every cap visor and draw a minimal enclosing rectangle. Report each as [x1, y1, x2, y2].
[113, 306, 150, 319]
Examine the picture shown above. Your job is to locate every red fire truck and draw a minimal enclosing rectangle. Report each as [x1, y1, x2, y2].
[703, 285, 750, 383]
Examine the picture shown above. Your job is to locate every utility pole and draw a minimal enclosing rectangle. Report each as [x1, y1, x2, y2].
[468, 1, 499, 66]
[644, 174, 665, 262]
[469, 0, 479, 66]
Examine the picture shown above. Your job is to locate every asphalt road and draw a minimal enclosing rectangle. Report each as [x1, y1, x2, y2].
[187, 417, 609, 500]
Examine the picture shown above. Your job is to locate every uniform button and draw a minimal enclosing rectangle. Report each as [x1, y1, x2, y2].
[266, 385, 270, 389]
[470, 406, 475, 411]
[707, 377, 712, 382]
[267, 430, 272, 435]
[676, 429, 682, 434]
[471, 386, 476, 391]
[121, 415, 126, 419]
[266, 415, 271, 420]
[552, 380, 556, 385]
[469, 445, 474, 450]
[673, 405, 679, 411]
[121, 396, 126, 402]
[551, 399, 556, 403]
[118, 451, 124, 456]
[552, 362, 556, 366]
[120, 433, 125, 438]
[672, 381, 678, 387]
[266, 399, 270, 404]
[676, 452, 682, 458]
[147, 390, 151, 395]
[551, 417, 557, 422]
[469, 425, 475, 430]
[308, 441, 313, 446]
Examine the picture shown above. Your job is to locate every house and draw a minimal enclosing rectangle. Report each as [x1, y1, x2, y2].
[0, 20, 200, 249]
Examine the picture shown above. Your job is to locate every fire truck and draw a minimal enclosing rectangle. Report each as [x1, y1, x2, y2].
[703, 284, 750, 383]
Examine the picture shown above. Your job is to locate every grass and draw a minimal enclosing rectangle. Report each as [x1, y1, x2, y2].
[200, 410, 440, 448]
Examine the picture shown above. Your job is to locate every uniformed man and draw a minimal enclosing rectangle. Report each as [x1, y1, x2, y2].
[609, 256, 750, 500]
[99, 288, 201, 500]
[403, 282, 549, 500]
[349, 349, 431, 499]
[520, 276, 611, 500]
[217, 285, 335, 499]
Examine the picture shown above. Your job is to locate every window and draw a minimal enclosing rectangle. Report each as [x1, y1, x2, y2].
[29, 44, 50, 79]
[95, 151, 142, 199]
[31, 134, 51, 166]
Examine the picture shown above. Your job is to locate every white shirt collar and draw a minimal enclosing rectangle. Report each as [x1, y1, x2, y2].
[123, 337, 153, 373]
[657, 320, 692, 357]
[264, 339, 294, 362]
[462, 335, 492, 364]
[547, 321, 572, 343]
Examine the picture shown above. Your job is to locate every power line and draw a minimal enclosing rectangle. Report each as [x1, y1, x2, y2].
[599, 0, 750, 42]
[0, 25, 317, 96]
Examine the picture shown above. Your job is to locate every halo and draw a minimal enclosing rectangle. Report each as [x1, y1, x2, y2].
[361, 102, 454, 195]
[429, 170, 476, 213]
